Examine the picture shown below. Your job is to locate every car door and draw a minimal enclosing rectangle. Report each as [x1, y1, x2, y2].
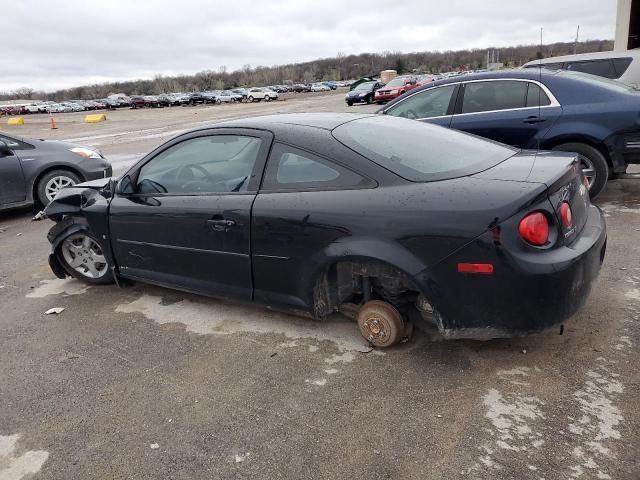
[450, 80, 562, 149]
[109, 128, 273, 299]
[0, 135, 27, 205]
[381, 84, 459, 128]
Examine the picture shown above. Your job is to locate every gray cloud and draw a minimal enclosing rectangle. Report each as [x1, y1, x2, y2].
[1, 0, 615, 91]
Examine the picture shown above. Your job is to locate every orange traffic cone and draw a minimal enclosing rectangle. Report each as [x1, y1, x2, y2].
[49, 113, 57, 130]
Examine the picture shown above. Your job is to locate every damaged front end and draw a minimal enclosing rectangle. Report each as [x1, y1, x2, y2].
[36, 178, 117, 281]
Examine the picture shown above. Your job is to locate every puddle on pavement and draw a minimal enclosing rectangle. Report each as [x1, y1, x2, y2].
[116, 294, 372, 353]
[26, 278, 89, 298]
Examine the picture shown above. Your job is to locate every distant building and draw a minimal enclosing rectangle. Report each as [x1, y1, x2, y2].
[615, 0, 639, 50]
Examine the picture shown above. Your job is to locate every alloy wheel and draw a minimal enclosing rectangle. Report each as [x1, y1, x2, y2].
[44, 175, 76, 202]
[61, 233, 108, 279]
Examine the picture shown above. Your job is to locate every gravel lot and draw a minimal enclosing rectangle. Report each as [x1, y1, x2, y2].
[1, 90, 639, 480]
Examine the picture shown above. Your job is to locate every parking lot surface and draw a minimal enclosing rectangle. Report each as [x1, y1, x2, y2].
[1, 91, 639, 479]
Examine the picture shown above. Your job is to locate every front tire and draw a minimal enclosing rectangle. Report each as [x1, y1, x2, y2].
[248, 95, 254, 102]
[37, 169, 81, 206]
[552, 143, 608, 198]
[56, 230, 113, 285]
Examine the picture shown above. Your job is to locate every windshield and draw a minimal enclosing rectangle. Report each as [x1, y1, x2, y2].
[385, 77, 408, 88]
[333, 116, 517, 182]
[354, 82, 375, 91]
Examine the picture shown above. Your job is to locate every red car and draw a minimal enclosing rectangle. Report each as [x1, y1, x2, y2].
[374, 75, 420, 103]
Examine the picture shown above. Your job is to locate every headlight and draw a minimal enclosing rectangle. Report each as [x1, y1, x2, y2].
[69, 147, 101, 159]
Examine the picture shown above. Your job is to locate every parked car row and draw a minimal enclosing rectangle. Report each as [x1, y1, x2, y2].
[0, 82, 349, 116]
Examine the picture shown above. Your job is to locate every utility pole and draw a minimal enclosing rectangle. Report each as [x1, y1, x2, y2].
[574, 25, 580, 54]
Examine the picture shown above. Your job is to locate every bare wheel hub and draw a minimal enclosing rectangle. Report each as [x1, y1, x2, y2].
[356, 300, 405, 348]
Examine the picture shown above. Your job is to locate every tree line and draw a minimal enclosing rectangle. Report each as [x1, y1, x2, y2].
[1, 40, 613, 102]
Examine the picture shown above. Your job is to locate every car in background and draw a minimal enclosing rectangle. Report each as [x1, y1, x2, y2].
[374, 75, 420, 103]
[522, 50, 640, 89]
[188, 92, 207, 105]
[345, 81, 383, 106]
[232, 88, 248, 100]
[292, 84, 311, 93]
[311, 83, 331, 92]
[215, 91, 238, 103]
[41, 113, 605, 348]
[0, 131, 112, 209]
[322, 82, 338, 90]
[272, 85, 290, 93]
[156, 95, 172, 107]
[247, 87, 278, 102]
[130, 96, 146, 109]
[378, 69, 640, 197]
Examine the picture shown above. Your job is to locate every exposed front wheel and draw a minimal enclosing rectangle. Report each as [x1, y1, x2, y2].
[552, 143, 608, 198]
[357, 300, 405, 348]
[248, 96, 254, 102]
[37, 169, 81, 206]
[57, 231, 113, 284]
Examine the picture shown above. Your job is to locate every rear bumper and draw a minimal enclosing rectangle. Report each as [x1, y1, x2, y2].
[426, 205, 607, 339]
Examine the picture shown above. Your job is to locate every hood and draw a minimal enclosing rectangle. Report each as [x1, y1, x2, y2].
[43, 177, 113, 220]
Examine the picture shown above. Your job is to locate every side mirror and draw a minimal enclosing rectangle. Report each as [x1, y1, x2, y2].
[117, 174, 135, 195]
[0, 140, 12, 157]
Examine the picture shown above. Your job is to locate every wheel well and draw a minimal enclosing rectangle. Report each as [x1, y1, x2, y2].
[312, 259, 425, 319]
[543, 137, 612, 167]
[32, 166, 84, 203]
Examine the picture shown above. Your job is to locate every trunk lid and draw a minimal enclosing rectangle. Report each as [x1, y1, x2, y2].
[474, 150, 591, 244]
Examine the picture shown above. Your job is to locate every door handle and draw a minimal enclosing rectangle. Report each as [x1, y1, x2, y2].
[523, 116, 547, 124]
[207, 219, 236, 231]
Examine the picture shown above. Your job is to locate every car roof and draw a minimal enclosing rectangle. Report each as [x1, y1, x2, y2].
[523, 49, 640, 66]
[213, 113, 374, 131]
[391, 69, 567, 96]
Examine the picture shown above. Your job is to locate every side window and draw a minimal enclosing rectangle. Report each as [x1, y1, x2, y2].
[525, 83, 552, 107]
[261, 143, 372, 191]
[612, 58, 633, 77]
[136, 135, 262, 195]
[384, 84, 456, 120]
[0, 135, 21, 149]
[566, 60, 617, 79]
[461, 81, 528, 114]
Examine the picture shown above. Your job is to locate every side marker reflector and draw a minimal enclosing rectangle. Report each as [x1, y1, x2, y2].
[457, 263, 494, 274]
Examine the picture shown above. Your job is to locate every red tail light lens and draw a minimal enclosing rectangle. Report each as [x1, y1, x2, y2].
[559, 202, 572, 227]
[518, 212, 549, 246]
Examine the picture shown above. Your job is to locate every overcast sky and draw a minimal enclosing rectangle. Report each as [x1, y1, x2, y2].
[1, 0, 616, 92]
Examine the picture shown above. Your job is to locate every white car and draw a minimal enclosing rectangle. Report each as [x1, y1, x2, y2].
[311, 83, 331, 92]
[522, 50, 640, 89]
[25, 103, 45, 114]
[46, 104, 68, 113]
[247, 88, 278, 102]
[215, 91, 238, 103]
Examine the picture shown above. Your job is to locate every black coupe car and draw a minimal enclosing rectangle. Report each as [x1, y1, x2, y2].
[41, 113, 606, 347]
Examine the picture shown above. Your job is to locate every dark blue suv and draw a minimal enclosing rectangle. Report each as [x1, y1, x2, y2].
[378, 69, 640, 197]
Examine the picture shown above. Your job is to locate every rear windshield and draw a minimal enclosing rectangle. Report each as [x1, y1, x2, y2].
[354, 82, 375, 91]
[556, 70, 637, 92]
[332, 116, 517, 182]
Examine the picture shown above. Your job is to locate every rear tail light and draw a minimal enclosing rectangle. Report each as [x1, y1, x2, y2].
[559, 201, 572, 227]
[518, 212, 549, 246]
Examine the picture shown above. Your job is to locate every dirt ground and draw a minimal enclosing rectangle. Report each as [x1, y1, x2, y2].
[1, 90, 639, 479]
